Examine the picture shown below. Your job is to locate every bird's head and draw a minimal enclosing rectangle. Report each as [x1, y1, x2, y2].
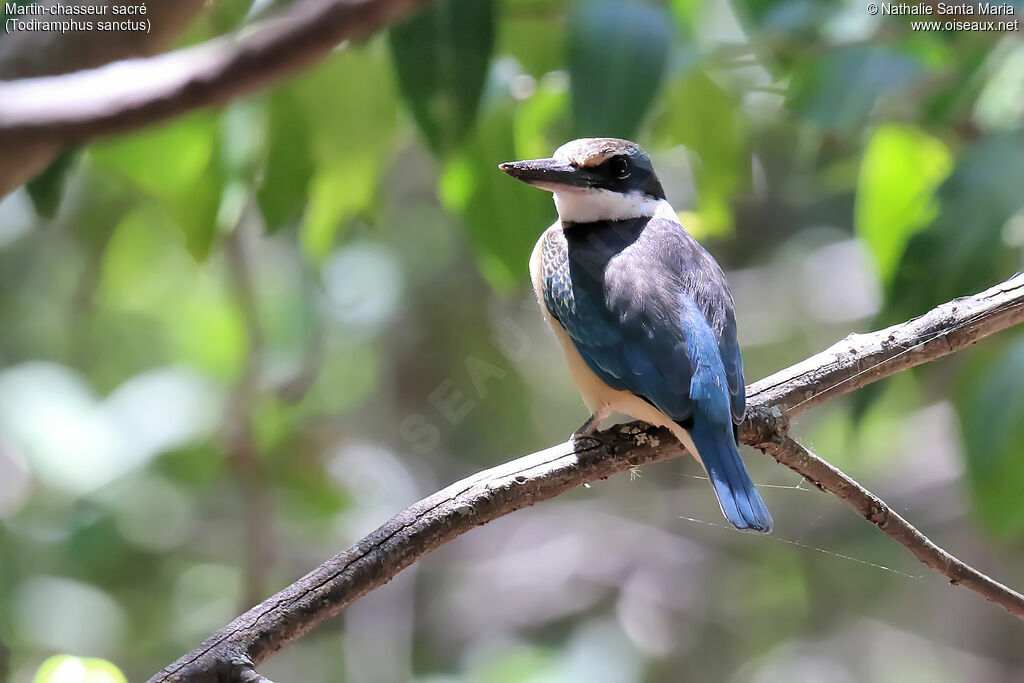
[499, 138, 667, 224]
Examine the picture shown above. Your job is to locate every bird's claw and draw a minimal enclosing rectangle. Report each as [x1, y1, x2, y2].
[572, 414, 601, 440]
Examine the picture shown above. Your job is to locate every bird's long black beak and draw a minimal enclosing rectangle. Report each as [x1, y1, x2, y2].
[498, 158, 592, 190]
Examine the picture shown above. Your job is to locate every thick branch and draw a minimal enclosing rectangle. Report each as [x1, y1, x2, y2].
[0, 0, 431, 151]
[744, 273, 1024, 421]
[0, 0, 205, 79]
[0, 0, 206, 196]
[151, 273, 1024, 682]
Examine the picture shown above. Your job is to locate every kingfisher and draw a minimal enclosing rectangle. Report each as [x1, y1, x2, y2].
[499, 138, 772, 533]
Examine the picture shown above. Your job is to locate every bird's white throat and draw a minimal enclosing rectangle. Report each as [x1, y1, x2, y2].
[553, 188, 676, 224]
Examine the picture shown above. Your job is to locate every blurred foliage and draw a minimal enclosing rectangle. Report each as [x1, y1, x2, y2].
[886, 130, 1024, 321]
[654, 68, 749, 234]
[2, 0, 1024, 681]
[855, 123, 952, 285]
[568, 0, 672, 138]
[390, 0, 496, 155]
[32, 654, 127, 683]
[960, 337, 1024, 538]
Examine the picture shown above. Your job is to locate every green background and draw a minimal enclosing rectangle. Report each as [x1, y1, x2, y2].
[2, 0, 1024, 680]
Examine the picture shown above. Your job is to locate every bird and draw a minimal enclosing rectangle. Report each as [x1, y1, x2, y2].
[499, 137, 773, 533]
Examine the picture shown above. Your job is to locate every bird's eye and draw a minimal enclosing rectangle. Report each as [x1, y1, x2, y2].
[608, 156, 631, 179]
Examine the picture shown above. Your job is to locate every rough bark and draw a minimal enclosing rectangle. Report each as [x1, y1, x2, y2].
[0, 0, 431, 161]
[0, 0, 206, 195]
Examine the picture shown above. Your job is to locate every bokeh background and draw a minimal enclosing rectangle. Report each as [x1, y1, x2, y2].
[2, 0, 1024, 680]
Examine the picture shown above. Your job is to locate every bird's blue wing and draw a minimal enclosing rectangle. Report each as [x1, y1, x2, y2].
[718, 306, 746, 425]
[549, 277, 769, 532]
[542, 247, 697, 422]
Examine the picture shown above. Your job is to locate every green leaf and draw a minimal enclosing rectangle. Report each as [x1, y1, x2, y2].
[257, 91, 314, 232]
[389, 0, 496, 155]
[88, 115, 223, 259]
[731, 0, 841, 36]
[26, 149, 79, 219]
[499, 0, 568, 76]
[33, 655, 127, 683]
[568, 0, 671, 139]
[973, 42, 1024, 132]
[289, 46, 398, 261]
[922, 40, 988, 126]
[512, 74, 571, 160]
[654, 69, 748, 234]
[855, 124, 952, 285]
[209, 0, 256, 32]
[884, 131, 1024, 322]
[668, 0, 703, 35]
[302, 164, 377, 260]
[959, 336, 1024, 538]
[221, 99, 267, 186]
[96, 206, 244, 379]
[72, 169, 136, 251]
[469, 643, 555, 683]
[440, 102, 553, 291]
[89, 116, 215, 196]
[100, 206, 189, 311]
[788, 46, 923, 134]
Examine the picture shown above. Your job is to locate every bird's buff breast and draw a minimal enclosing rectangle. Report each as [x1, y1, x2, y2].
[529, 224, 610, 412]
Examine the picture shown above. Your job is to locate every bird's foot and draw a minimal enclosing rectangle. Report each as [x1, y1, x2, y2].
[572, 413, 602, 440]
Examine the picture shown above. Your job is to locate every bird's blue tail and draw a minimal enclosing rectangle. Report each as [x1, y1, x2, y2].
[688, 421, 773, 533]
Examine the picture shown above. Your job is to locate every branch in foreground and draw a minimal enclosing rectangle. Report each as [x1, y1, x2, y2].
[0, 0, 207, 196]
[0, 0, 432, 149]
[151, 273, 1024, 682]
[0, 0, 206, 79]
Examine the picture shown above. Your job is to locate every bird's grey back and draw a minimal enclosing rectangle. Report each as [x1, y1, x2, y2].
[542, 216, 734, 338]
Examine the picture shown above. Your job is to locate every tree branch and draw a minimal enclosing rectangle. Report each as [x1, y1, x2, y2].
[756, 434, 1024, 618]
[150, 272, 1024, 682]
[0, 0, 207, 196]
[0, 0, 206, 79]
[0, 0, 432, 151]
[743, 273, 1024, 422]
